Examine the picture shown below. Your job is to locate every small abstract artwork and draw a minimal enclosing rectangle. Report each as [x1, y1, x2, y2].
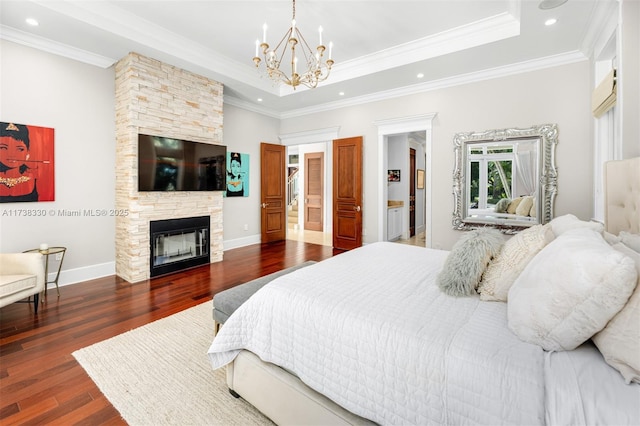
[0, 122, 55, 203]
[388, 169, 401, 182]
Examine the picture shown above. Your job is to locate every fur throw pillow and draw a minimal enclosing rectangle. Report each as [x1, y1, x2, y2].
[495, 198, 511, 213]
[437, 228, 505, 297]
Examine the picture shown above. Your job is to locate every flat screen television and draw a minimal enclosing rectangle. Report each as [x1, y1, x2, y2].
[138, 134, 226, 192]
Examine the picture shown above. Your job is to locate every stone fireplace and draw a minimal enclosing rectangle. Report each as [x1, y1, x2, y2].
[115, 52, 224, 283]
[150, 216, 210, 277]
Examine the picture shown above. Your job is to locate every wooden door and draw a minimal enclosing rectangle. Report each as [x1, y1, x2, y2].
[304, 152, 324, 231]
[409, 148, 416, 237]
[260, 143, 286, 243]
[333, 137, 363, 250]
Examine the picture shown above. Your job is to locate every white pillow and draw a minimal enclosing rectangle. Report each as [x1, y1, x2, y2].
[437, 228, 504, 297]
[592, 242, 640, 384]
[507, 228, 637, 351]
[620, 231, 640, 253]
[603, 231, 621, 245]
[515, 196, 534, 217]
[479, 224, 554, 302]
[548, 214, 604, 237]
[507, 197, 523, 214]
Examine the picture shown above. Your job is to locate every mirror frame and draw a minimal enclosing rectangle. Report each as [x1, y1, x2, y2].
[452, 123, 558, 234]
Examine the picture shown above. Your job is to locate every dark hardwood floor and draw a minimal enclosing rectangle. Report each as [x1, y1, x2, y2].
[0, 240, 342, 425]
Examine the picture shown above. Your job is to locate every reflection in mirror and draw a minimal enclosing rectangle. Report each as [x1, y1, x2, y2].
[452, 124, 558, 234]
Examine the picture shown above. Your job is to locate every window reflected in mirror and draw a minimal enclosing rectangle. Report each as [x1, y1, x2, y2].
[453, 124, 558, 234]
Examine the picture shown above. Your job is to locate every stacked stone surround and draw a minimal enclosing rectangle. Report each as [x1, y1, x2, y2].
[115, 52, 224, 283]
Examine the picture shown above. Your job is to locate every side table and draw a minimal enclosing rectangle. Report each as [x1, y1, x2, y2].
[23, 247, 66, 299]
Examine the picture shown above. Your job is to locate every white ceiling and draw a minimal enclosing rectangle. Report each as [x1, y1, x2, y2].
[1, 0, 610, 117]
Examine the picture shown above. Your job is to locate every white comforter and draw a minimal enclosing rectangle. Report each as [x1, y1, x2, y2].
[208, 242, 545, 425]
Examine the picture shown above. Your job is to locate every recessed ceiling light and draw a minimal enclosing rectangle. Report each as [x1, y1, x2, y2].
[545, 18, 558, 26]
[257, 98, 263, 102]
[417, 73, 424, 79]
[25, 18, 39, 26]
[339, 92, 345, 96]
[538, 0, 567, 9]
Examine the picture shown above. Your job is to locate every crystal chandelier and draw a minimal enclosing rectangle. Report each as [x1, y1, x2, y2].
[253, 0, 334, 90]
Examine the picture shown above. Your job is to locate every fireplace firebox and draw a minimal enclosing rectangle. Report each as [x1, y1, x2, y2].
[149, 216, 210, 277]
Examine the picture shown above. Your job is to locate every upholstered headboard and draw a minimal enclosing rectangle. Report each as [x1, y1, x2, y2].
[604, 157, 640, 234]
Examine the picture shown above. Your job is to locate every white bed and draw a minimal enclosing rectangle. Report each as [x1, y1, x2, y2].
[208, 157, 640, 425]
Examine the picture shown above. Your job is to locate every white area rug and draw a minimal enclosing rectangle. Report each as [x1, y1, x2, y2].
[72, 302, 273, 425]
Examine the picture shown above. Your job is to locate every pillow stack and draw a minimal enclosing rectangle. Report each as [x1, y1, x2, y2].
[507, 227, 636, 351]
[494, 214, 640, 384]
[440, 215, 639, 384]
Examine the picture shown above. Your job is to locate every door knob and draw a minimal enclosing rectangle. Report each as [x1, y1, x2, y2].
[354, 205, 361, 212]
[261, 203, 269, 208]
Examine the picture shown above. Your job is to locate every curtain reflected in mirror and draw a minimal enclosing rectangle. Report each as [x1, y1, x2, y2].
[453, 124, 558, 234]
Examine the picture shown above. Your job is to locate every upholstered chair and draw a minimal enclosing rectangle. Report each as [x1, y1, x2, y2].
[0, 253, 46, 313]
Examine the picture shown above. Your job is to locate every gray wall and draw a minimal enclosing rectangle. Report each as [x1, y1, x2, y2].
[1, 41, 116, 283]
[280, 61, 593, 250]
[0, 38, 623, 283]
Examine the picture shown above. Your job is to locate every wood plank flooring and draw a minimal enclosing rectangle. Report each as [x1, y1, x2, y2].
[0, 240, 342, 425]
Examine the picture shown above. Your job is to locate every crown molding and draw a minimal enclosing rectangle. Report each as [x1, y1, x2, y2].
[223, 96, 281, 119]
[330, 12, 519, 87]
[0, 25, 116, 68]
[273, 50, 587, 119]
[31, 0, 266, 90]
[274, 11, 521, 97]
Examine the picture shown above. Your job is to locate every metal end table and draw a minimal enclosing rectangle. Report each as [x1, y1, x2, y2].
[23, 246, 66, 299]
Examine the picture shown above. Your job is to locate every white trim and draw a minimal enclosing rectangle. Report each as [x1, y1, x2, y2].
[278, 129, 338, 236]
[224, 96, 281, 119]
[48, 237, 265, 286]
[275, 51, 586, 119]
[52, 261, 116, 288]
[375, 113, 437, 247]
[0, 25, 116, 68]
[289, 11, 520, 92]
[223, 235, 262, 251]
[279, 127, 340, 146]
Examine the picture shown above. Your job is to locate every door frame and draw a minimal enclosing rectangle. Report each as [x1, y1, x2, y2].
[279, 127, 340, 234]
[374, 114, 437, 247]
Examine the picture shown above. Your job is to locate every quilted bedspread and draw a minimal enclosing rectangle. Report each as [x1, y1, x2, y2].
[208, 242, 545, 425]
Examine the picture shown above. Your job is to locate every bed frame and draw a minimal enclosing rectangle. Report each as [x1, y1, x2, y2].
[226, 156, 640, 425]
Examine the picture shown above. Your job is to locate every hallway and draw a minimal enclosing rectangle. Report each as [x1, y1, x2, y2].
[287, 223, 426, 248]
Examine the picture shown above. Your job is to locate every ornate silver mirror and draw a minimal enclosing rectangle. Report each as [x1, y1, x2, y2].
[452, 124, 558, 233]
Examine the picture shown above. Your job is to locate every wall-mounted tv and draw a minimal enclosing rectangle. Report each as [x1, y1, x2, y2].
[138, 134, 226, 192]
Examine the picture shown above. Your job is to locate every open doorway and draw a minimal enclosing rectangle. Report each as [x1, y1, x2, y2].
[375, 113, 437, 248]
[285, 143, 332, 247]
[386, 133, 427, 247]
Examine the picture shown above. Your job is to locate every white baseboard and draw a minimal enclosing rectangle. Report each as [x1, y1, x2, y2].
[223, 234, 262, 251]
[50, 261, 116, 289]
[51, 236, 263, 287]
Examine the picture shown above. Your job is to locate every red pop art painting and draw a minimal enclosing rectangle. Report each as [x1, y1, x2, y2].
[0, 122, 55, 202]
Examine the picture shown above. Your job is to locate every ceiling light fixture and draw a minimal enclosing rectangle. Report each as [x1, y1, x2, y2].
[25, 18, 39, 26]
[253, 0, 333, 90]
[538, 0, 568, 9]
[545, 18, 558, 26]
